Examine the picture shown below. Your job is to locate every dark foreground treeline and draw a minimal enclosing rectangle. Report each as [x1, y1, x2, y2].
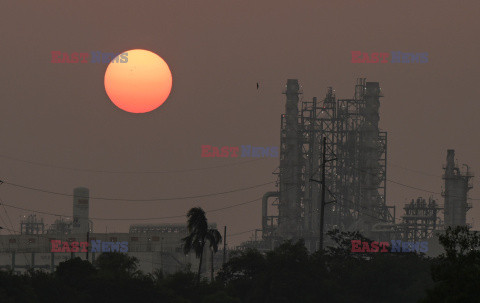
[0, 227, 479, 303]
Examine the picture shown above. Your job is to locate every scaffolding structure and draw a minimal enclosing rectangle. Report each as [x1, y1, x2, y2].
[20, 215, 45, 235]
[401, 197, 441, 241]
[261, 78, 393, 251]
[249, 79, 475, 253]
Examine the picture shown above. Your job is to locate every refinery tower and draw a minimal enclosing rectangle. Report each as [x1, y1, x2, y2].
[256, 78, 474, 253]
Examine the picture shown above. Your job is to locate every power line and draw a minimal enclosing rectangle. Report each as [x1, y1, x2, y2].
[351, 166, 480, 201]
[0, 154, 269, 174]
[227, 184, 433, 241]
[0, 205, 32, 266]
[0, 197, 262, 221]
[389, 178, 480, 201]
[387, 179, 439, 195]
[1, 148, 475, 201]
[1, 203, 16, 236]
[227, 201, 400, 241]
[227, 167, 474, 241]
[1, 180, 275, 202]
[388, 162, 441, 178]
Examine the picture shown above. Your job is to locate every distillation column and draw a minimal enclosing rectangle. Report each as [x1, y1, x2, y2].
[358, 81, 382, 232]
[443, 150, 473, 227]
[278, 79, 303, 240]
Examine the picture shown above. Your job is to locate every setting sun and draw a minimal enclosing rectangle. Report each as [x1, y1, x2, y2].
[104, 49, 172, 113]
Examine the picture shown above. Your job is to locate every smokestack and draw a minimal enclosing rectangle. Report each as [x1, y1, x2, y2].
[446, 149, 455, 173]
[72, 187, 89, 234]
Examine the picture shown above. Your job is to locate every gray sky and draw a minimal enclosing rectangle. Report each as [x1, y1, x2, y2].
[1, 0, 479, 245]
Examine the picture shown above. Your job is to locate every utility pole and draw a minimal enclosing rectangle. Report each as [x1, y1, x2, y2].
[310, 137, 336, 251]
[223, 226, 227, 265]
[319, 137, 327, 251]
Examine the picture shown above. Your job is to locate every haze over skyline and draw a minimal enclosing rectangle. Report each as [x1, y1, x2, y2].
[1, 0, 480, 245]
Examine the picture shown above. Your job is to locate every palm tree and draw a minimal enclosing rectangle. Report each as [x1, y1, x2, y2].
[206, 228, 222, 281]
[182, 207, 222, 283]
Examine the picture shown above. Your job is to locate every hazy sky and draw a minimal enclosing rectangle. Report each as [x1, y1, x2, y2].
[1, 0, 479, 245]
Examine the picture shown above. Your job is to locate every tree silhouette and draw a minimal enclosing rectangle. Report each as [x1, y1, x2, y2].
[206, 228, 222, 281]
[94, 252, 140, 279]
[182, 207, 208, 284]
[56, 257, 96, 288]
[421, 226, 480, 302]
[182, 207, 222, 283]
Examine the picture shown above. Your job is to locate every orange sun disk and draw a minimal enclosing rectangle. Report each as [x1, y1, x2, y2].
[104, 49, 172, 113]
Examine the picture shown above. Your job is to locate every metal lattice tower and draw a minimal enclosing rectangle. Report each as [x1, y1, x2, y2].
[334, 79, 391, 235]
[401, 197, 441, 241]
[253, 81, 473, 253]
[263, 78, 392, 251]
